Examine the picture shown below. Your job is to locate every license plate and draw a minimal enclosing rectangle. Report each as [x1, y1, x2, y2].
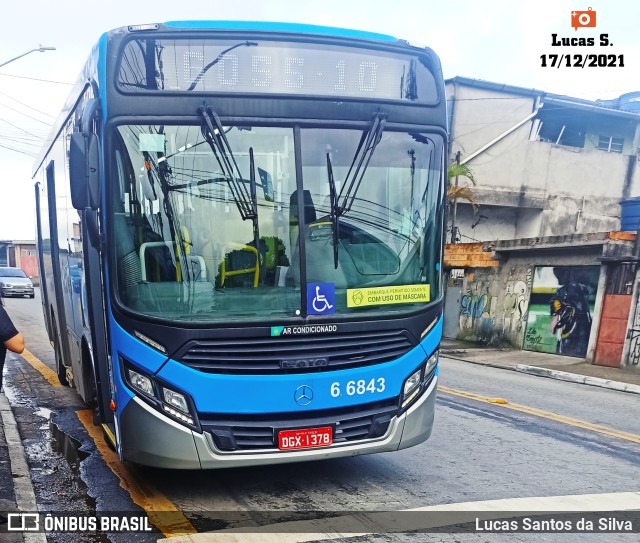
[278, 426, 333, 451]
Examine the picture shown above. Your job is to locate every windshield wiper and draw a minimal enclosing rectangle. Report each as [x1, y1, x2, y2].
[199, 105, 257, 221]
[335, 111, 387, 217]
[200, 105, 263, 284]
[248, 147, 263, 284]
[326, 152, 340, 269]
[142, 139, 193, 284]
[325, 112, 386, 269]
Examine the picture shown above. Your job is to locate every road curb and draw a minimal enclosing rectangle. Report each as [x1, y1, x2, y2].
[0, 392, 48, 542]
[515, 365, 640, 395]
[441, 351, 640, 395]
[440, 352, 512, 371]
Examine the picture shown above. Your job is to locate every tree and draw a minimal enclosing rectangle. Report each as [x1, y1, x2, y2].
[447, 160, 478, 243]
[447, 162, 477, 207]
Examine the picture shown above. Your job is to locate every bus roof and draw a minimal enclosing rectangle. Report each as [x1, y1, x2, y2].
[33, 21, 422, 176]
[162, 20, 400, 43]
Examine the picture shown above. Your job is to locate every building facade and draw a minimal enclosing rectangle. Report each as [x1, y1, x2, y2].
[0, 240, 39, 282]
[443, 77, 640, 369]
[446, 77, 640, 243]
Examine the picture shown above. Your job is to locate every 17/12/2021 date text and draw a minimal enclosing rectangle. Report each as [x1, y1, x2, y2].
[541, 54, 624, 68]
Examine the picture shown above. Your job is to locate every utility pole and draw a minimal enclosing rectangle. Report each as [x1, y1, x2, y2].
[450, 150, 461, 243]
[0, 45, 56, 69]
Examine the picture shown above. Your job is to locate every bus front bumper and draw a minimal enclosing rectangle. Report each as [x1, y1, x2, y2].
[120, 378, 437, 469]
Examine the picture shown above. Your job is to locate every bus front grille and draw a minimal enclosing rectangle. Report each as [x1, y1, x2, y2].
[175, 330, 415, 374]
[200, 399, 399, 452]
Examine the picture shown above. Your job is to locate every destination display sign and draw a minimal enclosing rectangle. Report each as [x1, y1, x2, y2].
[117, 38, 437, 102]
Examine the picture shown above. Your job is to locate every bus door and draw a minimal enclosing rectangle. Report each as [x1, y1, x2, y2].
[44, 161, 75, 385]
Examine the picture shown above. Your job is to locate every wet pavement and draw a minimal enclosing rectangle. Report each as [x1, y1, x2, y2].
[1, 353, 108, 543]
[0, 294, 640, 543]
[3, 335, 639, 542]
[0, 292, 153, 543]
[2, 348, 161, 543]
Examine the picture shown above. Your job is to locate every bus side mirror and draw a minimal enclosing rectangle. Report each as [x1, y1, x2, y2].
[70, 132, 101, 210]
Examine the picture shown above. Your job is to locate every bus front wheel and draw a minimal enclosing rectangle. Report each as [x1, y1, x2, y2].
[52, 319, 69, 387]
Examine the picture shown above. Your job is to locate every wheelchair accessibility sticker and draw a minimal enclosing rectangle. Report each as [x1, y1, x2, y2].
[307, 282, 335, 315]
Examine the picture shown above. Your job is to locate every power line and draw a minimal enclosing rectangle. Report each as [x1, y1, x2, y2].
[0, 129, 49, 140]
[0, 132, 43, 146]
[0, 90, 55, 118]
[0, 141, 38, 157]
[0, 117, 45, 140]
[0, 101, 53, 125]
[0, 134, 45, 145]
[0, 71, 73, 85]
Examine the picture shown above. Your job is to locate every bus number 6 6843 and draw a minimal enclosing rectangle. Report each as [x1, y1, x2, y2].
[330, 378, 385, 398]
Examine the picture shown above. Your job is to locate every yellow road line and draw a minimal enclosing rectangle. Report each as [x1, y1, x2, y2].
[16, 347, 195, 536]
[439, 385, 640, 444]
[20, 348, 61, 387]
[76, 409, 197, 537]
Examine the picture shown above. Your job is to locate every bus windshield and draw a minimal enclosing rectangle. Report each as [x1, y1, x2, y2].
[111, 124, 443, 323]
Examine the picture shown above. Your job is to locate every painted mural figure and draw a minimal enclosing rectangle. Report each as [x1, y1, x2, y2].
[549, 267, 592, 357]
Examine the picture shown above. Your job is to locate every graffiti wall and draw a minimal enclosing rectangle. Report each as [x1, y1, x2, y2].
[456, 266, 533, 345]
[523, 266, 599, 357]
[458, 273, 498, 343]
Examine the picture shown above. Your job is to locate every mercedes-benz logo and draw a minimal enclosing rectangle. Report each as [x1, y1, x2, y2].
[294, 385, 313, 406]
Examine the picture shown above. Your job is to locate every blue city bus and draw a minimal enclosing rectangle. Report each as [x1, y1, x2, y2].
[33, 21, 446, 468]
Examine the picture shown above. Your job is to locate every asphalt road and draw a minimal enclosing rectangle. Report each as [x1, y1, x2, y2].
[2, 291, 639, 543]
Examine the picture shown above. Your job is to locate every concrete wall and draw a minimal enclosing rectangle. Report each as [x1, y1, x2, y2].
[453, 205, 517, 242]
[446, 82, 640, 243]
[448, 84, 536, 161]
[455, 264, 532, 346]
[450, 246, 604, 348]
[15, 244, 38, 280]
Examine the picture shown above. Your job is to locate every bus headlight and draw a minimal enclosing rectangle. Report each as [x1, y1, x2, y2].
[127, 368, 154, 396]
[121, 357, 198, 430]
[400, 350, 439, 411]
[162, 385, 195, 425]
[402, 367, 423, 410]
[424, 350, 439, 375]
[162, 388, 190, 415]
[403, 369, 422, 399]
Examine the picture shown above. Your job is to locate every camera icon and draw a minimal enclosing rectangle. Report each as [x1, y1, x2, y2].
[571, 7, 596, 30]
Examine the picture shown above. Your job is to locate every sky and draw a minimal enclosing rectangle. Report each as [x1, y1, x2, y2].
[1, 0, 639, 240]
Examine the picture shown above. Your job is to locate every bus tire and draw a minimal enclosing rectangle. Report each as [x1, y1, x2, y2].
[52, 318, 70, 387]
[81, 342, 100, 425]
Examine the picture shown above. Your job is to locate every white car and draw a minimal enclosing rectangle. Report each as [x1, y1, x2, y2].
[0, 267, 35, 298]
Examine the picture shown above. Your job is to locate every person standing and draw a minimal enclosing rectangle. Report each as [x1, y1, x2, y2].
[0, 301, 24, 392]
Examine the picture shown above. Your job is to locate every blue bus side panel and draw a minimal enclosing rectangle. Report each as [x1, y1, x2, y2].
[109, 317, 170, 412]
